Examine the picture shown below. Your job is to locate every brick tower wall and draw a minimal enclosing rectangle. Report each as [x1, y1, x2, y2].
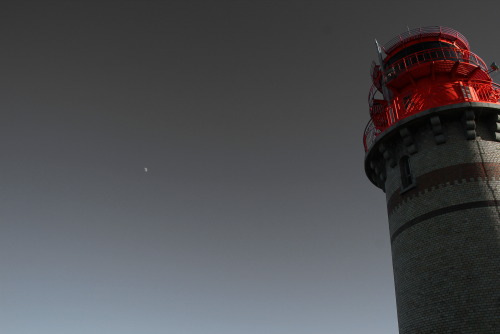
[365, 102, 500, 333]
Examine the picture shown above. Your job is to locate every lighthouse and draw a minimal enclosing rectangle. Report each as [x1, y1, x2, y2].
[364, 27, 500, 333]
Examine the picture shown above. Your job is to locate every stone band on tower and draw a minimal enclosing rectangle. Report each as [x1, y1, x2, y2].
[364, 27, 500, 333]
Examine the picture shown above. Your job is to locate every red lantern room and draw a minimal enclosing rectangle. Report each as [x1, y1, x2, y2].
[363, 26, 500, 152]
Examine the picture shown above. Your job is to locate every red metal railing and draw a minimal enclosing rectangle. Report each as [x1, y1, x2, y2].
[383, 26, 469, 54]
[385, 47, 488, 81]
[469, 80, 500, 101]
[368, 84, 395, 124]
[363, 80, 500, 152]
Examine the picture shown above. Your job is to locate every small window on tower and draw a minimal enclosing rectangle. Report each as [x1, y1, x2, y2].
[461, 85, 473, 100]
[400, 156, 415, 191]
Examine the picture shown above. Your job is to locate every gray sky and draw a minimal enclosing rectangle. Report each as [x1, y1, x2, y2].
[1, 1, 499, 333]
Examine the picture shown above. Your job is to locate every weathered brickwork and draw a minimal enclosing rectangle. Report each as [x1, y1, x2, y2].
[391, 200, 500, 242]
[387, 162, 500, 215]
[364, 103, 500, 334]
[389, 178, 500, 236]
[392, 208, 500, 333]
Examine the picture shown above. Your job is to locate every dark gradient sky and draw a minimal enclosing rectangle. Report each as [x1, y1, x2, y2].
[2, 1, 499, 333]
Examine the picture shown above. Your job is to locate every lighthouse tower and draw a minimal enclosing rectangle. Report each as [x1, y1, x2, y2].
[364, 27, 500, 333]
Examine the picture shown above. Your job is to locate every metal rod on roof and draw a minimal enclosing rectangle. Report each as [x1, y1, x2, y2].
[375, 39, 392, 101]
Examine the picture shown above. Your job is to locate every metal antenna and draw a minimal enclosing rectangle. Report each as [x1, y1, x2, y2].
[375, 39, 391, 101]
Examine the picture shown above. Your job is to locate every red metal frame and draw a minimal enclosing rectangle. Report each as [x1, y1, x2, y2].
[363, 27, 500, 152]
[383, 26, 469, 55]
[384, 47, 487, 83]
[363, 80, 500, 151]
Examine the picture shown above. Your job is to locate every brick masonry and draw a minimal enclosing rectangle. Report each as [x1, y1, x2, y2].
[391, 199, 500, 242]
[365, 103, 500, 333]
[387, 162, 500, 215]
